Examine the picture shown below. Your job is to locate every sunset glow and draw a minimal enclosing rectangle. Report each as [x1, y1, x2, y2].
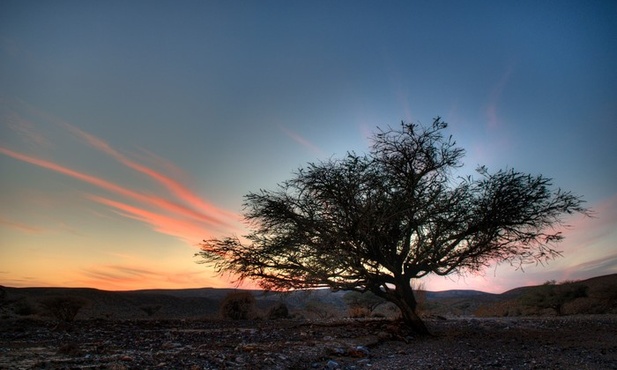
[1, 1, 615, 293]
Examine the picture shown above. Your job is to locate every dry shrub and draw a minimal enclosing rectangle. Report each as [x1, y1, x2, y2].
[412, 281, 427, 314]
[267, 302, 289, 319]
[57, 342, 82, 355]
[39, 296, 88, 322]
[139, 304, 162, 317]
[13, 298, 38, 316]
[304, 299, 338, 320]
[348, 306, 371, 318]
[220, 291, 257, 320]
[475, 300, 522, 317]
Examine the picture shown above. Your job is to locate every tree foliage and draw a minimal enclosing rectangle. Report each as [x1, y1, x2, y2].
[197, 119, 588, 334]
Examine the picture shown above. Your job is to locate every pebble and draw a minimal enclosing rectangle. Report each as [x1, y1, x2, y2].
[326, 359, 340, 369]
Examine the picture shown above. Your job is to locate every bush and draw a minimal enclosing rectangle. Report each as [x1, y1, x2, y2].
[304, 299, 338, 320]
[343, 291, 386, 315]
[267, 302, 289, 319]
[348, 306, 371, 318]
[139, 304, 162, 317]
[13, 298, 38, 316]
[220, 291, 257, 320]
[39, 296, 88, 322]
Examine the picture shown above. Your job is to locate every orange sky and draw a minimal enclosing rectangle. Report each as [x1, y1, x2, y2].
[2, 1, 616, 293]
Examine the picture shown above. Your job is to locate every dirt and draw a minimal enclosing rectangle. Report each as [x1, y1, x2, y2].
[1, 315, 616, 369]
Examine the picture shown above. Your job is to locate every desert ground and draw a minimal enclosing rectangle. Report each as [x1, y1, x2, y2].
[2, 275, 616, 369]
[2, 314, 616, 369]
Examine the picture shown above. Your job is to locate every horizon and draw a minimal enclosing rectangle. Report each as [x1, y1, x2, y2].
[4, 272, 616, 296]
[1, 1, 616, 294]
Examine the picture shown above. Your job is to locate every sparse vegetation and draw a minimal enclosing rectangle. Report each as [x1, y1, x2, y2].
[0, 286, 6, 305]
[267, 302, 289, 319]
[304, 299, 339, 320]
[139, 304, 162, 317]
[343, 291, 386, 317]
[219, 291, 257, 320]
[13, 298, 38, 316]
[39, 296, 88, 322]
[520, 280, 588, 316]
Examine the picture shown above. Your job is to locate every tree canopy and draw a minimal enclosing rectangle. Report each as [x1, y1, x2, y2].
[197, 119, 588, 334]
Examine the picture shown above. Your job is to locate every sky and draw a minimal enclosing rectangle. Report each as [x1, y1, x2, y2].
[1, 0, 616, 293]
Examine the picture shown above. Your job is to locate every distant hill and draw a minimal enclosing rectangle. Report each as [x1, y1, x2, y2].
[1, 274, 615, 320]
[474, 274, 617, 317]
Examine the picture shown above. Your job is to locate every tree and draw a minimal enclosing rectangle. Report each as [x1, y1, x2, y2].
[197, 119, 588, 334]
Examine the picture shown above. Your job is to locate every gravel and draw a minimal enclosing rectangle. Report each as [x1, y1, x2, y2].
[1, 315, 616, 369]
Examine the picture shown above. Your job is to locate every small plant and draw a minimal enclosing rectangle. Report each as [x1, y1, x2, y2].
[13, 298, 38, 316]
[343, 291, 388, 318]
[348, 306, 371, 318]
[139, 304, 162, 317]
[304, 299, 338, 320]
[39, 296, 88, 322]
[0, 286, 6, 305]
[220, 291, 257, 320]
[57, 342, 81, 356]
[267, 302, 289, 319]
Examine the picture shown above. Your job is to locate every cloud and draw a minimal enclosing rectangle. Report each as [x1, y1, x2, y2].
[0, 217, 42, 233]
[87, 195, 216, 244]
[567, 252, 617, 276]
[485, 64, 515, 130]
[79, 264, 229, 290]
[61, 122, 240, 222]
[0, 103, 51, 149]
[1, 147, 221, 222]
[0, 144, 243, 244]
[278, 125, 325, 156]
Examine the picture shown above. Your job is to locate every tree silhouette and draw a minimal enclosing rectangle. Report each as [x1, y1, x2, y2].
[197, 119, 588, 334]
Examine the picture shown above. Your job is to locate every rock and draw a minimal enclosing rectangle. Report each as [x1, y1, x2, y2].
[349, 345, 370, 358]
[326, 359, 340, 369]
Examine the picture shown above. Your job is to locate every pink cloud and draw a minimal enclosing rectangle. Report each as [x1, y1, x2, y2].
[61, 123, 240, 222]
[79, 264, 230, 290]
[279, 125, 325, 156]
[0, 109, 51, 149]
[87, 195, 218, 243]
[0, 146, 242, 242]
[0, 216, 42, 233]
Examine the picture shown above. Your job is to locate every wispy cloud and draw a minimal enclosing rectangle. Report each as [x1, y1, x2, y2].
[87, 195, 216, 244]
[61, 123, 239, 222]
[0, 216, 42, 233]
[0, 103, 51, 149]
[279, 125, 325, 156]
[486, 64, 515, 130]
[0, 123, 244, 245]
[79, 264, 229, 290]
[0, 147, 232, 229]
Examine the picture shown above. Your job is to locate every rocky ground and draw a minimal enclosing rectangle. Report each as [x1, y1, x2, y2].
[1, 315, 616, 370]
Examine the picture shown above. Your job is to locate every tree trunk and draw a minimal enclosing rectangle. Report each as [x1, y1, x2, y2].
[390, 277, 431, 335]
[394, 294, 431, 335]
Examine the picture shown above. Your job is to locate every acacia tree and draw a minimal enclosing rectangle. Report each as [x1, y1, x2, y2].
[197, 119, 588, 334]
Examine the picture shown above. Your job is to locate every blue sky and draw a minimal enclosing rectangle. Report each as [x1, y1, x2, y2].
[1, 0, 616, 292]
